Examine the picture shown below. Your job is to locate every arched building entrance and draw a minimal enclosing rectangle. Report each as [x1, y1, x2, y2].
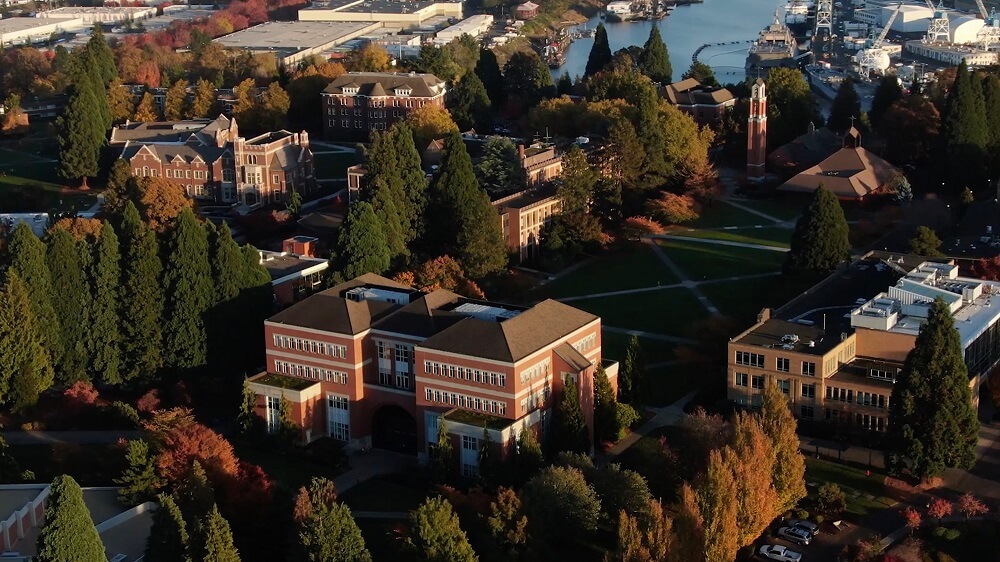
[371, 405, 418, 455]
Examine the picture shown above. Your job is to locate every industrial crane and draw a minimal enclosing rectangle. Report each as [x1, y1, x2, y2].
[858, 3, 902, 78]
[974, 0, 1000, 49]
[924, 0, 950, 43]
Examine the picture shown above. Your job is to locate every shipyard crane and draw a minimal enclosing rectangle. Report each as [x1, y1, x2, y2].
[858, 3, 902, 77]
[815, 0, 833, 36]
[973, 0, 1000, 49]
[924, 0, 950, 43]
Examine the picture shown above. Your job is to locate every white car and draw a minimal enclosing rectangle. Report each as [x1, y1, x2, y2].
[778, 526, 812, 545]
[787, 519, 819, 536]
[759, 544, 803, 562]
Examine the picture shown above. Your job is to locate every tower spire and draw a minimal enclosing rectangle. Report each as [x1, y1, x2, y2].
[747, 79, 768, 181]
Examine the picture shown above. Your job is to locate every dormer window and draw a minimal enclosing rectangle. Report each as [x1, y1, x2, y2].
[395, 88, 412, 97]
[343, 87, 359, 95]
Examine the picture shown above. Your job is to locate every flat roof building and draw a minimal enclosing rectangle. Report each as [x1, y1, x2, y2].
[34, 6, 157, 25]
[0, 16, 82, 46]
[432, 14, 494, 45]
[905, 40, 1000, 66]
[727, 252, 1000, 431]
[299, 0, 463, 28]
[214, 21, 384, 67]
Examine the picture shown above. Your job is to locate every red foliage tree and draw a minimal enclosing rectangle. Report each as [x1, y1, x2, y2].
[136, 389, 162, 414]
[972, 256, 1000, 281]
[134, 60, 161, 89]
[901, 506, 921, 534]
[926, 498, 953, 522]
[144, 408, 239, 484]
[62, 381, 101, 416]
[956, 493, 988, 519]
[622, 216, 666, 240]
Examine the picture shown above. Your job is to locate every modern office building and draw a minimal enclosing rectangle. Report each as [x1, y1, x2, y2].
[321, 72, 447, 140]
[727, 252, 1000, 431]
[247, 273, 616, 471]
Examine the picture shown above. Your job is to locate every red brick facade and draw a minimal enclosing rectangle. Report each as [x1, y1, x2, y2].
[321, 72, 447, 141]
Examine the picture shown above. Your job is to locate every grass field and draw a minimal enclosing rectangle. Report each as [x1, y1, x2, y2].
[0, 137, 97, 213]
[805, 458, 895, 518]
[728, 198, 803, 222]
[647, 364, 701, 406]
[601, 331, 674, 365]
[655, 239, 788, 281]
[312, 151, 360, 181]
[664, 226, 793, 248]
[530, 243, 679, 300]
[683, 201, 780, 229]
[572, 288, 709, 336]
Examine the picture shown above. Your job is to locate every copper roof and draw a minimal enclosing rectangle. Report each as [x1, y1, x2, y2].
[777, 147, 900, 200]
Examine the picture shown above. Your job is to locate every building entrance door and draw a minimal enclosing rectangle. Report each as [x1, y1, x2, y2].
[371, 405, 418, 455]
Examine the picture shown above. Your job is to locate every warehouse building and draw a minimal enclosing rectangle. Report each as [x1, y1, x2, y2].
[0, 16, 82, 46]
[214, 21, 383, 67]
[34, 6, 157, 25]
[432, 14, 493, 45]
[299, 0, 463, 28]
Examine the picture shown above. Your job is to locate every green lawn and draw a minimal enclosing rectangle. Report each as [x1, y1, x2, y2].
[804, 458, 895, 518]
[655, 239, 787, 281]
[234, 444, 344, 493]
[664, 226, 793, 248]
[647, 363, 700, 407]
[312, 151, 360, 181]
[682, 201, 778, 229]
[728, 198, 803, 221]
[0, 141, 96, 213]
[340, 475, 432, 513]
[601, 330, 674, 365]
[531, 243, 679, 300]
[701, 274, 825, 324]
[572, 288, 709, 336]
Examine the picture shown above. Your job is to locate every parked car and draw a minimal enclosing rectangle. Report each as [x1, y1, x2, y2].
[777, 526, 812, 546]
[759, 545, 803, 562]
[787, 519, 819, 536]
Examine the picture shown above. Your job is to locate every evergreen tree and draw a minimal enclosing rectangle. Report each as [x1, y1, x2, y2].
[554, 145, 597, 215]
[0, 271, 54, 410]
[982, 74, 1000, 175]
[448, 72, 492, 132]
[197, 505, 241, 562]
[57, 58, 104, 187]
[35, 475, 105, 562]
[405, 496, 478, 562]
[477, 427, 495, 486]
[85, 26, 117, 87]
[174, 461, 215, 533]
[364, 124, 426, 242]
[503, 51, 554, 111]
[523, 466, 600, 538]
[635, 91, 671, 189]
[638, 26, 672, 84]
[119, 202, 164, 384]
[619, 335, 645, 404]
[297, 479, 372, 562]
[889, 298, 980, 479]
[908, 226, 944, 257]
[395, 124, 429, 239]
[432, 419, 455, 485]
[594, 367, 623, 443]
[474, 136, 526, 199]
[586, 23, 613, 78]
[941, 61, 989, 190]
[115, 438, 162, 505]
[87, 221, 122, 385]
[682, 61, 719, 87]
[333, 201, 391, 281]
[784, 186, 850, 273]
[827, 77, 861, 132]
[515, 426, 544, 483]
[164, 79, 190, 121]
[238, 244, 273, 374]
[552, 379, 590, 454]
[3, 223, 62, 374]
[759, 383, 807, 514]
[557, 72, 574, 96]
[766, 68, 819, 149]
[870, 75, 903, 129]
[146, 494, 192, 562]
[604, 119, 645, 195]
[475, 47, 506, 108]
[207, 223, 245, 372]
[371, 177, 408, 262]
[423, 133, 506, 278]
[46, 228, 89, 382]
[162, 208, 213, 371]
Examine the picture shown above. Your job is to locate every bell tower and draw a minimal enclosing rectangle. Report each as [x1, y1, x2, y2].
[747, 78, 767, 181]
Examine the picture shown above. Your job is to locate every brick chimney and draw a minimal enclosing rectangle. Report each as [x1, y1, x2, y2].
[518, 144, 526, 160]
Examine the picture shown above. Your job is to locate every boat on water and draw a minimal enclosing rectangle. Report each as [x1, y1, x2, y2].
[784, 0, 814, 37]
[543, 29, 571, 68]
[746, 10, 804, 74]
[605, 0, 638, 22]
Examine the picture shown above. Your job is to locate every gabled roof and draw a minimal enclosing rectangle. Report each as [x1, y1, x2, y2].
[419, 299, 598, 363]
[120, 143, 225, 165]
[517, 1, 539, 9]
[663, 78, 735, 107]
[373, 289, 466, 338]
[554, 342, 592, 372]
[268, 293, 399, 335]
[323, 72, 446, 98]
[777, 147, 901, 200]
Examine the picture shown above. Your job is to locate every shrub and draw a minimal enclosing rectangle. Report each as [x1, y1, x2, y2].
[942, 528, 961, 541]
[817, 483, 847, 516]
[795, 509, 810, 520]
[931, 526, 946, 538]
[815, 515, 825, 524]
[616, 403, 640, 433]
[136, 389, 161, 414]
[107, 401, 141, 428]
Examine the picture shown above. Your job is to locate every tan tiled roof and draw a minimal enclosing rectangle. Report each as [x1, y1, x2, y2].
[777, 147, 901, 200]
[322, 72, 445, 98]
[373, 289, 466, 338]
[663, 78, 734, 107]
[268, 292, 398, 335]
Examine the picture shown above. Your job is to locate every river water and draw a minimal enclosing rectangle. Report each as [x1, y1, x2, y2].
[554, 0, 788, 84]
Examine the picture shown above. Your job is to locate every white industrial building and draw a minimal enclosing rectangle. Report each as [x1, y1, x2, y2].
[35, 6, 157, 25]
[432, 14, 493, 45]
[299, 0, 463, 28]
[0, 16, 82, 46]
[906, 40, 999, 64]
[948, 14, 986, 44]
[214, 21, 383, 66]
[854, 3, 933, 32]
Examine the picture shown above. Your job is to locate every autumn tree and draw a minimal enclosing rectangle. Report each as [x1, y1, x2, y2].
[86, 221, 122, 385]
[926, 497, 953, 523]
[889, 298, 979, 479]
[35, 475, 105, 562]
[785, 186, 850, 273]
[523, 466, 600, 540]
[346, 43, 392, 72]
[134, 91, 160, 121]
[615, 500, 673, 562]
[725, 414, 778, 548]
[423, 132, 506, 278]
[50, 217, 102, 242]
[695, 450, 740, 562]
[816, 483, 846, 516]
[119, 202, 164, 383]
[407, 104, 460, 150]
[162, 209, 213, 371]
[405, 496, 478, 562]
[901, 506, 922, 534]
[164, 79, 190, 121]
[0, 271, 54, 410]
[108, 78, 135, 123]
[648, 192, 699, 224]
[396, 256, 485, 299]
[486, 487, 528, 557]
[145, 494, 192, 562]
[758, 383, 807, 513]
[956, 492, 988, 519]
[137, 176, 194, 232]
[45, 228, 89, 381]
[189, 78, 217, 118]
[295, 478, 372, 562]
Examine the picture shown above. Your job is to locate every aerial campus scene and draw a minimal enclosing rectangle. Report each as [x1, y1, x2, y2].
[1, 0, 1000, 560]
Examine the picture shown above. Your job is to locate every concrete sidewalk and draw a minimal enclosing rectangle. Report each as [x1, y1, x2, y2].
[2, 430, 141, 445]
[334, 449, 417, 494]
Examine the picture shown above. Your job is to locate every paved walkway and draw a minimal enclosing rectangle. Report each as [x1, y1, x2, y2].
[602, 326, 698, 345]
[650, 234, 790, 253]
[644, 238, 720, 315]
[333, 449, 417, 494]
[722, 198, 787, 224]
[2, 430, 141, 445]
[559, 271, 782, 303]
[600, 390, 697, 461]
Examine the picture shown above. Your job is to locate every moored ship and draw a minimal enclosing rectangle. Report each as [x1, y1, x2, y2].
[746, 10, 802, 74]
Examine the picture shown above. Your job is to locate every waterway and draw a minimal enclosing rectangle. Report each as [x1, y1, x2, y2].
[554, 0, 788, 84]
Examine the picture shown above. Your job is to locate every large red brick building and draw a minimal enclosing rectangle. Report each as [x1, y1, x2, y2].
[111, 115, 315, 208]
[247, 274, 616, 472]
[321, 72, 447, 141]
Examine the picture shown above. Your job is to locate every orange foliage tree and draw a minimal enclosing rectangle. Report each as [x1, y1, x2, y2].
[51, 217, 103, 242]
[136, 176, 194, 232]
[647, 192, 700, 225]
[393, 256, 486, 299]
[622, 216, 666, 240]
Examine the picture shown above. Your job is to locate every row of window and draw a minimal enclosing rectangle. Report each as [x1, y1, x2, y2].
[519, 359, 550, 384]
[273, 335, 348, 358]
[274, 361, 348, 384]
[734, 372, 766, 389]
[378, 370, 410, 390]
[520, 387, 551, 414]
[328, 95, 421, 106]
[574, 334, 597, 354]
[423, 361, 507, 388]
[424, 388, 508, 416]
[735, 351, 765, 368]
[165, 168, 206, 180]
[376, 341, 413, 363]
[329, 119, 390, 131]
[826, 386, 888, 409]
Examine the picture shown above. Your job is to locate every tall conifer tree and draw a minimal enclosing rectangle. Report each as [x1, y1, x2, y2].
[297, 478, 372, 562]
[239, 244, 273, 373]
[87, 221, 122, 385]
[145, 494, 192, 562]
[334, 201, 391, 281]
[35, 475, 105, 562]
[639, 26, 672, 84]
[46, 228, 89, 382]
[207, 224, 246, 373]
[119, 202, 164, 383]
[475, 47, 506, 108]
[869, 75, 903, 129]
[941, 61, 988, 190]
[162, 208, 213, 371]
[982, 74, 1000, 176]
[197, 505, 241, 562]
[585, 23, 613, 78]
[57, 54, 105, 187]
[827, 77, 861, 133]
[552, 379, 590, 454]
[784, 187, 850, 273]
[889, 298, 980, 478]
[0, 271, 54, 410]
[3, 223, 62, 374]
